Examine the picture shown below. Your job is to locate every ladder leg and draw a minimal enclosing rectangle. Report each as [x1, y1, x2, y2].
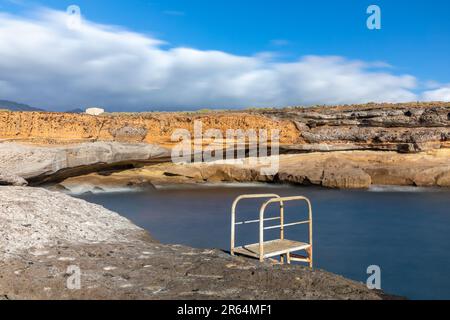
[306, 247, 313, 268]
[286, 253, 291, 264]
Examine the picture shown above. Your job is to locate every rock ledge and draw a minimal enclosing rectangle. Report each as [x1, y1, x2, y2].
[0, 186, 389, 300]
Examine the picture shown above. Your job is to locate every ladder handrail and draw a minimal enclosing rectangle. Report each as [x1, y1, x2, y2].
[231, 194, 283, 255]
[258, 196, 313, 263]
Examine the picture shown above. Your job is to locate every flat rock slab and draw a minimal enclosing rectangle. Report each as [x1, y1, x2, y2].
[1, 241, 387, 300]
[0, 141, 170, 182]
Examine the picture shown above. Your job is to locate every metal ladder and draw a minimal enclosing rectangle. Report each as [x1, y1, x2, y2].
[231, 194, 313, 267]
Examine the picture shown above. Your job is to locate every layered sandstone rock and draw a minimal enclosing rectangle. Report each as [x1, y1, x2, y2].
[57, 150, 450, 191]
[0, 110, 299, 147]
[321, 158, 372, 189]
[0, 103, 448, 153]
[263, 103, 450, 152]
[0, 103, 449, 189]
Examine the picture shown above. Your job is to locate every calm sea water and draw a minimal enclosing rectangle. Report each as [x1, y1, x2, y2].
[77, 184, 450, 299]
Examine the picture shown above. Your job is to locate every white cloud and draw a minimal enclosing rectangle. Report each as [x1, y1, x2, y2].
[0, 9, 422, 111]
[422, 86, 450, 102]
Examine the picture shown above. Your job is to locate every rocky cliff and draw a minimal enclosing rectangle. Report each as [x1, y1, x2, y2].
[0, 103, 449, 189]
[0, 103, 448, 152]
[263, 102, 450, 153]
[0, 110, 299, 147]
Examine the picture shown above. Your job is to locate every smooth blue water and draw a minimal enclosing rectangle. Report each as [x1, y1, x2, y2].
[77, 184, 450, 299]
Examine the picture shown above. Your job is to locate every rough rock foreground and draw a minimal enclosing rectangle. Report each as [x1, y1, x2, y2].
[0, 187, 387, 300]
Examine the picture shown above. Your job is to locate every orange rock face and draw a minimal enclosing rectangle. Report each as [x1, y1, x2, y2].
[0, 111, 300, 147]
[1, 103, 448, 154]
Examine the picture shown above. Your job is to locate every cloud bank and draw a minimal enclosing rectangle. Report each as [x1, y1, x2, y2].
[422, 86, 450, 102]
[0, 9, 447, 111]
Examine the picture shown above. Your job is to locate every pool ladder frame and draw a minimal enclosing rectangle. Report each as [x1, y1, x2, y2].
[230, 194, 313, 267]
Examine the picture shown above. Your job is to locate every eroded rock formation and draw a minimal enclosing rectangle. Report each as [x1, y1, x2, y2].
[0, 141, 170, 184]
[0, 103, 449, 189]
[263, 103, 450, 152]
[1, 103, 448, 153]
[58, 149, 450, 191]
[0, 110, 299, 147]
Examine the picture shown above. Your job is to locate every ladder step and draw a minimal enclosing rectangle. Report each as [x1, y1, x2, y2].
[289, 253, 310, 262]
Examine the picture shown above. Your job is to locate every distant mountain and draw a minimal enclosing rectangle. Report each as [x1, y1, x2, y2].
[65, 108, 84, 114]
[0, 100, 44, 112]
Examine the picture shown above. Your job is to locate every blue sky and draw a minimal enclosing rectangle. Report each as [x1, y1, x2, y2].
[1, 0, 450, 110]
